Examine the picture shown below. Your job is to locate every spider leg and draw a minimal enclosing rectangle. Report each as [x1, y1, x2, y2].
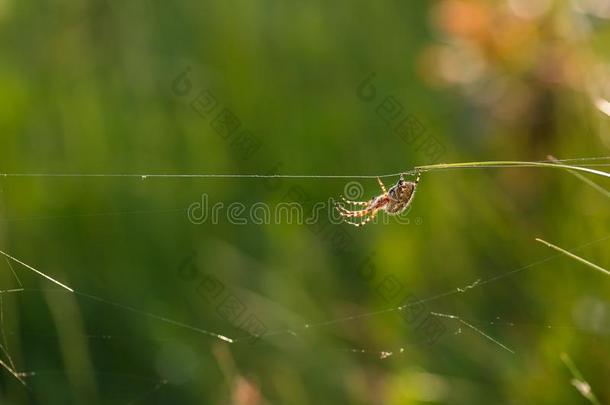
[336, 205, 374, 218]
[336, 198, 374, 216]
[343, 209, 379, 227]
[340, 195, 369, 207]
[342, 213, 368, 226]
[377, 177, 388, 195]
[335, 202, 364, 216]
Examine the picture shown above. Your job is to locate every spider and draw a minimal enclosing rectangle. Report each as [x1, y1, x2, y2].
[336, 171, 421, 227]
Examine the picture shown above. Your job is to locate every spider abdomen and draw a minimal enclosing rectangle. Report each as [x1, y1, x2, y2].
[385, 181, 417, 214]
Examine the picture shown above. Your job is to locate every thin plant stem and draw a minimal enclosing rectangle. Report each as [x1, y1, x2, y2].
[415, 161, 610, 179]
[535, 238, 610, 277]
[547, 155, 610, 199]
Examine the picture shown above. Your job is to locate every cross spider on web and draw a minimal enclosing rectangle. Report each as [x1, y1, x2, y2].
[336, 171, 421, 227]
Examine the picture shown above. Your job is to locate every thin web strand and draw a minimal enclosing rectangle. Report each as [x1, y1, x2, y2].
[0, 296, 594, 367]
[431, 312, 515, 354]
[0, 295, 16, 371]
[0, 235, 606, 369]
[0, 287, 235, 344]
[2, 235, 607, 349]
[0, 157, 609, 180]
[235, 234, 610, 344]
[0, 357, 25, 386]
[73, 291, 234, 343]
[0, 208, 187, 224]
[0, 250, 73, 292]
[4, 258, 23, 288]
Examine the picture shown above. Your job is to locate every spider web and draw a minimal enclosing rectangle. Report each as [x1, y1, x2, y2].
[0, 228, 607, 396]
[0, 162, 608, 402]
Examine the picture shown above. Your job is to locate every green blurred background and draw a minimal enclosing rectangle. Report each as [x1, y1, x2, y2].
[1, 0, 609, 404]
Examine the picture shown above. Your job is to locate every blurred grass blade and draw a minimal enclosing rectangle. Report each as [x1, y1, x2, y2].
[560, 353, 601, 405]
[535, 239, 610, 277]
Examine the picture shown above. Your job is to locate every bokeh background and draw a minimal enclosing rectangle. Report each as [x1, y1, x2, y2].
[1, 0, 610, 404]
